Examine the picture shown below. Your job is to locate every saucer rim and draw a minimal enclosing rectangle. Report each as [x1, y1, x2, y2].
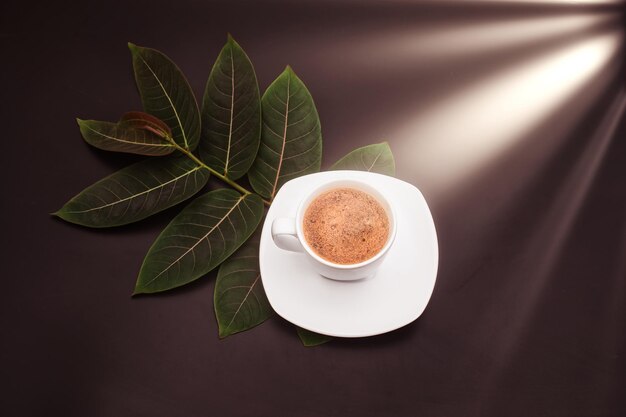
[259, 170, 439, 338]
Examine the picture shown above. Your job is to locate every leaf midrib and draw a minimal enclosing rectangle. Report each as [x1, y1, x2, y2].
[143, 194, 247, 287]
[367, 149, 383, 171]
[138, 53, 189, 149]
[270, 73, 290, 200]
[65, 165, 202, 214]
[224, 49, 235, 176]
[83, 123, 173, 148]
[224, 273, 260, 332]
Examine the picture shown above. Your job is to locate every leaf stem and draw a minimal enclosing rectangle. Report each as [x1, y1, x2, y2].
[166, 136, 271, 206]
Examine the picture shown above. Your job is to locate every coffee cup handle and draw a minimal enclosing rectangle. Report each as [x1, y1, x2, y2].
[271, 217, 304, 252]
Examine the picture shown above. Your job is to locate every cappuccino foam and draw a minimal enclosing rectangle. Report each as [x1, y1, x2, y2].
[303, 187, 389, 265]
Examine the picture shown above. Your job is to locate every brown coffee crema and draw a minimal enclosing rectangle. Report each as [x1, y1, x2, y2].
[302, 187, 390, 265]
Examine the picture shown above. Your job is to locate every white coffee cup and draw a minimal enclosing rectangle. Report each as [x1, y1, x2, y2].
[271, 178, 397, 281]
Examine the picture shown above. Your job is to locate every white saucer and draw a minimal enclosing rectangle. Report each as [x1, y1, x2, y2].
[259, 171, 439, 337]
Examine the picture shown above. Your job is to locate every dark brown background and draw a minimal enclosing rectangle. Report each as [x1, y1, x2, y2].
[2, 1, 625, 416]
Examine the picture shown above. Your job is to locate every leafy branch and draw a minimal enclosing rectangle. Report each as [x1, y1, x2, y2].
[162, 131, 270, 205]
[54, 36, 395, 346]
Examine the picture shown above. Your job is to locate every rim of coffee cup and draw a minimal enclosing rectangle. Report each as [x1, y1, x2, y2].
[295, 178, 397, 270]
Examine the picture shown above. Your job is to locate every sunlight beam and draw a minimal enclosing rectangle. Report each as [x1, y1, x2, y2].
[392, 30, 623, 201]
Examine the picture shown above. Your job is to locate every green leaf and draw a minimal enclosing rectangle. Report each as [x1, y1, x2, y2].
[128, 43, 200, 151]
[135, 189, 264, 294]
[214, 228, 273, 338]
[55, 156, 209, 228]
[331, 142, 395, 176]
[200, 35, 261, 180]
[296, 327, 333, 347]
[77, 112, 175, 156]
[248, 66, 322, 200]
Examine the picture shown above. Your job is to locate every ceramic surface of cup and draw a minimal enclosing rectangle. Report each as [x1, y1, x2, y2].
[271, 178, 397, 281]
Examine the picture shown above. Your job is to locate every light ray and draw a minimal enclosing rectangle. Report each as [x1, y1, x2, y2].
[392, 30, 623, 202]
[333, 14, 619, 71]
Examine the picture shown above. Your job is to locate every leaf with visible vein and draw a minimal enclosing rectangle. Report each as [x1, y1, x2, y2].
[201, 35, 260, 180]
[135, 189, 264, 294]
[297, 327, 333, 347]
[119, 111, 172, 136]
[248, 66, 322, 200]
[54, 156, 209, 228]
[330, 142, 395, 176]
[129, 43, 200, 150]
[214, 228, 272, 338]
[77, 112, 174, 156]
